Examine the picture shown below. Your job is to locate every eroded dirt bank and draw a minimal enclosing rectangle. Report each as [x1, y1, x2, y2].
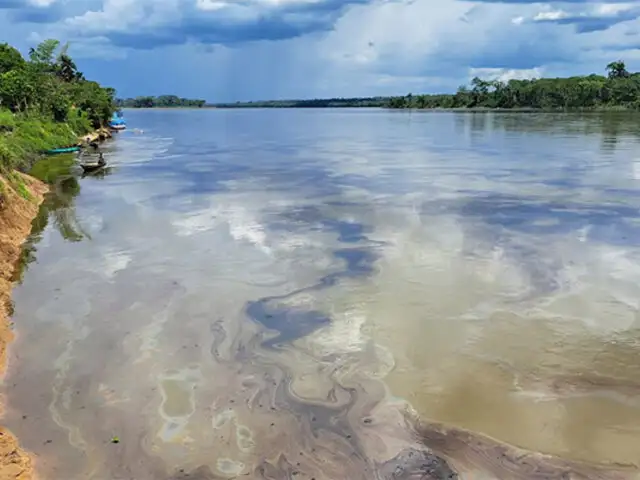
[0, 173, 48, 480]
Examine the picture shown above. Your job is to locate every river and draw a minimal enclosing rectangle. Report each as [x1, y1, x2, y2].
[6, 109, 640, 479]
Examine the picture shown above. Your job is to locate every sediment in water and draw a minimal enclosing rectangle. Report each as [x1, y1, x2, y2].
[0, 173, 48, 480]
[416, 418, 640, 479]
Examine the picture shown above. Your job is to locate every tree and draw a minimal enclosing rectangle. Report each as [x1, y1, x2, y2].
[132, 96, 155, 108]
[56, 54, 82, 82]
[0, 43, 25, 74]
[71, 80, 116, 128]
[28, 39, 60, 68]
[606, 61, 629, 79]
[115, 95, 207, 108]
[1, 38, 118, 173]
[470, 77, 490, 95]
[385, 61, 640, 111]
[0, 69, 36, 112]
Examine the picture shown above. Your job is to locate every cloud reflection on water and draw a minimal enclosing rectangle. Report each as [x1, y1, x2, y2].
[6, 109, 640, 478]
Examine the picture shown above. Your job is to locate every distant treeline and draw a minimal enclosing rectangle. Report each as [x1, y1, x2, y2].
[212, 97, 388, 108]
[115, 95, 206, 108]
[122, 62, 640, 112]
[387, 62, 640, 110]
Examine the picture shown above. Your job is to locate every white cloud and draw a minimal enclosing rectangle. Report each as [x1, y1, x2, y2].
[533, 10, 568, 21]
[27, 0, 56, 6]
[468, 67, 544, 83]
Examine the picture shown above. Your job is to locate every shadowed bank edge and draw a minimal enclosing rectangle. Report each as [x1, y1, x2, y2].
[0, 172, 47, 480]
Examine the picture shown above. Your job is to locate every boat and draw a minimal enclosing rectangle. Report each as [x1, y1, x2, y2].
[80, 162, 106, 173]
[81, 166, 112, 179]
[80, 154, 107, 173]
[44, 146, 81, 155]
[109, 112, 127, 131]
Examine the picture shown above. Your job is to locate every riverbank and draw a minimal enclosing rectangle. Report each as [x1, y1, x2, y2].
[0, 121, 112, 479]
[0, 173, 47, 480]
[0, 112, 89, 171]
[79, 127, 112, 146]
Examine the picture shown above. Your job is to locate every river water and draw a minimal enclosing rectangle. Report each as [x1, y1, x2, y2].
[6, 109, 640, 479]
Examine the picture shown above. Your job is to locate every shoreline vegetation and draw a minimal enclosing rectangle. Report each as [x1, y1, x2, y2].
[115, 95, 205, 108]
[204, 61, 640, 111]
[0, 39, 116, 480]
[0, 39, 116, 172]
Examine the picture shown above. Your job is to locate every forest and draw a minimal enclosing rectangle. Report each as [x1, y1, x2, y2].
[212, 97, 388, 108]
[116, 95, 206, 108]
[386, 62, 640, 110]
[214, 62, 640, 111]
[0, 40, 116, 171]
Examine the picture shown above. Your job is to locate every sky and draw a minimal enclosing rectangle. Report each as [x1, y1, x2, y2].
[2, 0, 640, 101]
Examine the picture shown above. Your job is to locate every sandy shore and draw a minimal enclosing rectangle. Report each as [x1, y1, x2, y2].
[79, 127, 112, 146]
[0, 173, 48, 480]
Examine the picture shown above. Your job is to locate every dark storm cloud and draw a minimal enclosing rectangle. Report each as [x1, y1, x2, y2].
[0, 0, 378, 49]
[0, 0, 102, 23]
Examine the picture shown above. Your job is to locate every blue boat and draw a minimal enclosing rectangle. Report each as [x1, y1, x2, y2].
[109, 112, 126, 130]
[44, 146, 81, 155]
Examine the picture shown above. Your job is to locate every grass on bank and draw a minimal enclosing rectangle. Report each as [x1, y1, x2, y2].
[4, 171, 32, 201]
[0, 107, 91, 207]
[0, 107, 92, 173]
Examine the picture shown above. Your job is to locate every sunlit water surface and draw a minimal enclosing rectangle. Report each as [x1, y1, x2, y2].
[6, 110, 640, 479]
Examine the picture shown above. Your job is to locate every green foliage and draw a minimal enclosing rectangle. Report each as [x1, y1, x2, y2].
[0, 108, 16, 131]
[72, 80, 117, 128]
[0, 43, 25, 75]
[0, 111, 83, 170]
[606, 61, 629, 80]
[56, 50, 83, 83]
[0, 39, 117, 171]
[116, 95, 206, 108]
[387, 62, 640, 111]
[28, 39, 60, 69]
[0, 68, 37, 112]
[5, 170, 33, 201]
[0, 39, 115, 121]
[65, 108, 92, 136]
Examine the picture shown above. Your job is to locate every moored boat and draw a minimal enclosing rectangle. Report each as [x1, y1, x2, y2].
[44, 146, 81, 155]
[80, 153, 107, 173]
[109, 112, 127, 131]
[80, 163, 106, 173]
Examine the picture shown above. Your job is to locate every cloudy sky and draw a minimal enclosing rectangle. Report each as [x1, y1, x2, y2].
[2, 0, 640, 101]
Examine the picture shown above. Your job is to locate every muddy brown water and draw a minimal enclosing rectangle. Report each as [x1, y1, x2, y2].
[6, 109, 640, 479]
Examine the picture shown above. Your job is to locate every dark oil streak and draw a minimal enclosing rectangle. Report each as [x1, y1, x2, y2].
[236, 207, 461, 479]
